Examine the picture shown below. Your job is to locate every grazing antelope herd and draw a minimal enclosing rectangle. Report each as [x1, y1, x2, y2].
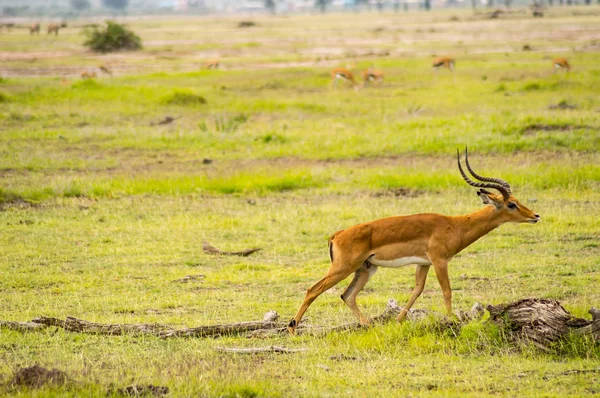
[288, 148, 539, 334]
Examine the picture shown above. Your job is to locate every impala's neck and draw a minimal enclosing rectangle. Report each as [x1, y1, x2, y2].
[452, 206, 505, 254]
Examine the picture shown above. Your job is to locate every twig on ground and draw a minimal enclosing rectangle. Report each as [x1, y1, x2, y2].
[150, 116, 181, 126]
[202, 241, 261, 257]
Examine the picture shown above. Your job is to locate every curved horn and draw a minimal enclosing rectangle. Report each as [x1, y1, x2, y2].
[464, 146, 512, 195]
[457, 150, 510, 201]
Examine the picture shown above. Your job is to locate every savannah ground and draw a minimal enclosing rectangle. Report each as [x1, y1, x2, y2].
[1, 7, 600, 397]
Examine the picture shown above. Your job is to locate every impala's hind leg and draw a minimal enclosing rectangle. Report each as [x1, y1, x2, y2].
[341, 262, 378, 325]
[397, 264, 431, 322]
[288, 260, 361, 334]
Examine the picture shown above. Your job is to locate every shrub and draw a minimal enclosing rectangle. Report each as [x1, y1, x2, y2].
[162, 90, 207, 106]
[83, 21, 142, 53]
[0, 91, 11, 103]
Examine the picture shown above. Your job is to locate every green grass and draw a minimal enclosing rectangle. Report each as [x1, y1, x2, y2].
[1, 8, 600, 397]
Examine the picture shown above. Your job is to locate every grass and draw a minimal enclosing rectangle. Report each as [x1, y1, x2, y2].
[1, 8, 600, 397]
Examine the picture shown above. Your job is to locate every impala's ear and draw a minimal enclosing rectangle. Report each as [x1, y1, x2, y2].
[477, 189, 502, 208]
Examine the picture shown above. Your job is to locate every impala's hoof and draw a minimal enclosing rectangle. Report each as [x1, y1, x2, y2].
[287, 319, 297, 335]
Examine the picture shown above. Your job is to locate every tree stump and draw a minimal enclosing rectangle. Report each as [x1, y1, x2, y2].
[487, 298, 595, 350]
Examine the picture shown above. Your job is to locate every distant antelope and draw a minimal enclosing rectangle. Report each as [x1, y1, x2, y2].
[81, 71, 97, 79]
[29, 23, 40, 35]
[99, 65, 113, 76]
[432, 56, 455, 73]
[552, 57, 570, 73]
[47, 24, 60, 35]
[361, 68, 384, 87]
[331, 67, 359, 91]
[205, 59, 220, 69]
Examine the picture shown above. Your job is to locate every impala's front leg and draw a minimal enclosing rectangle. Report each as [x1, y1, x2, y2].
[432, 260, 452, 317]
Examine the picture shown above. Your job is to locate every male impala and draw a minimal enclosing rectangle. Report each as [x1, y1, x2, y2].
[47, 24, 60, 35]
[331, 67, 359, 91]
[361, 68, 384, 87]
[29, 23, 40, 35]
[552, 57, 570, 73]
[288, 149, 539, 334]
[432, 56, 455, 73]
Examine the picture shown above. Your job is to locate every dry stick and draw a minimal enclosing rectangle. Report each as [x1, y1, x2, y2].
[202, 241, 261, 257]
[215, 346, 306, 354]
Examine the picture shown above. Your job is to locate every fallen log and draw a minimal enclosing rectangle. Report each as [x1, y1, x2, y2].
[487, 298, 596, 350]
[215, 346, 306, 354]
[32, 316, 170, 336]
[4, 299, 593, 347]
[0, 320, 47, 332]
[202, 241, 261, 257]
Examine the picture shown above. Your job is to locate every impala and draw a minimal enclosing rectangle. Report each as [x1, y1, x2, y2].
[47, 24, 60, 35]
[432, 56, 455, 73]
[331, 67, 359, 90]
[288, 148, 539, 334]
[81, 71, 97, 79]
[205, 59, 220, 69]
[99, 65, 113, 76]
[29, 23, 40, 35]
[552, 57, 570, 73]
[361, 68, 384, 87]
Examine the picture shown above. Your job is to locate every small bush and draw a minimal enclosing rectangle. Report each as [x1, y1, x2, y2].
[523, 82, 541, 91]
[0, 91, 11, 103]
[238, 21, 256, 28]
[162, 90, 207, 106]
[84, 21, 142, 53]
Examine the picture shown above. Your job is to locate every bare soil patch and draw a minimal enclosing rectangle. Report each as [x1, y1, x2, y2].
[10, 365, 68, 388]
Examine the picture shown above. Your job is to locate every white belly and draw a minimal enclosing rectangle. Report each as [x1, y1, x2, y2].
[368, 256, 432, 268]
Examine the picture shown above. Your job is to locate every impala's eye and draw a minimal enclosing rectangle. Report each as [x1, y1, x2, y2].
[507, 202, 518, 209]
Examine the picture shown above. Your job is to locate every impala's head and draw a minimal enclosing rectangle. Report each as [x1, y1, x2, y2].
[457, 148, 540, 224]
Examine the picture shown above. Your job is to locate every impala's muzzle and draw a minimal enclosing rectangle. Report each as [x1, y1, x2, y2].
[528, 214, 540, 223]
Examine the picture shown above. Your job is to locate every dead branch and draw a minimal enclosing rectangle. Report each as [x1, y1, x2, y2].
[202, 241, 261, 257]
[31, 316, 170, 336]
[215, 346, 306, 354]
[0, 320, 47, 332]
[159, 320, 283, 338]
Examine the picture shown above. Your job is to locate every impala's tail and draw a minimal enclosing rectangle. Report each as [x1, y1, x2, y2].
[328, 230, 344, 262]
